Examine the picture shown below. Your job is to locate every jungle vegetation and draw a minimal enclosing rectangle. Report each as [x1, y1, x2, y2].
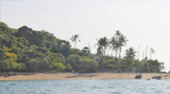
[0, 22, 163, 72]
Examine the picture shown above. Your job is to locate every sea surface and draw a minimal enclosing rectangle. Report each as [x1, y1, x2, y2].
[0, 79, 170, 94]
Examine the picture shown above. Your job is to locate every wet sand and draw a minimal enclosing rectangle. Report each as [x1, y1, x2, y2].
[0, 73, 169, 81]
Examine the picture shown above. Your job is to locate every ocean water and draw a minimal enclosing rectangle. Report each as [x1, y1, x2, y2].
[0, 79, 170, 94]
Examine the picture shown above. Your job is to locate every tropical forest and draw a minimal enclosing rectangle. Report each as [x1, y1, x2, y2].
[0, 22, 163, 73]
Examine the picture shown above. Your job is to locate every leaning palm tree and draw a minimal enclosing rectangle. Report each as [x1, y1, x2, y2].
[149, 48, 155, 59]
[70, 34, 80, 48]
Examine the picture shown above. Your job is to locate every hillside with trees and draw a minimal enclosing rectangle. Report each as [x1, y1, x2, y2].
[0, 22, 163, 73]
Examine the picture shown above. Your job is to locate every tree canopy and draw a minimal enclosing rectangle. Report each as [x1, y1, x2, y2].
[0, 22, 163, 73]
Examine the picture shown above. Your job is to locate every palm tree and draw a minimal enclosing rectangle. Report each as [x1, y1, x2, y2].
[110, 37, 116, 57]
[97, 46, 103, 56]
[114, 30, 121, 58]
[114, 30, 121, 39]
[149, 48, 155, 59]
[70, 34, 80, 48]
[145, 46, 148, 59]
[118, 35, 127, 59]
[125, 47, 136, 60]
[114, 30, 127, 59]
[97, 37, 108, 56]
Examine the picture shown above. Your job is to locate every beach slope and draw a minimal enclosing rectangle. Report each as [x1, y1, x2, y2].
[0, 73, 170, 81]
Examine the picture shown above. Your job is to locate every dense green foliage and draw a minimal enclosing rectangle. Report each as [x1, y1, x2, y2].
[0, 22, 163, 72]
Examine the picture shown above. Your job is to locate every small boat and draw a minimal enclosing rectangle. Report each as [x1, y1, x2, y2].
[135, 73, 142, 79]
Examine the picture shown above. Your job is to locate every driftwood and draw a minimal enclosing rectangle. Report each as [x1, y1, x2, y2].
[152, 76, 161, 80]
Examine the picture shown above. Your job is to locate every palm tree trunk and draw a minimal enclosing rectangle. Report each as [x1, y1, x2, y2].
[150, 53, 152, 60]
[115, 49, 118, 58]
[103, 49, 105, 56]
[111, 49, 114, 57]
[119, 48, 121, 59]
[145, 46, 148, 58]
[74, 40, 77, 48]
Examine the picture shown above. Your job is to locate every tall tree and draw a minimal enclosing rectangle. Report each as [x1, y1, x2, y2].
[97, 37, 108, 56]
[125, 47, 136, 60]
[114, 30, 127, 59]
[70, 34, 80, 48]
[149, 48, 155, 59]
[110, 37, 116, 57]
[118, 35, 127, 59]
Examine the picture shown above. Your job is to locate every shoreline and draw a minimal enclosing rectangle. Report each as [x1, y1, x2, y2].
[0, 72, 170, 81]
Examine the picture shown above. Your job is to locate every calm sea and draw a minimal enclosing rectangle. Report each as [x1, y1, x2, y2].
[0, 79, 170, 94]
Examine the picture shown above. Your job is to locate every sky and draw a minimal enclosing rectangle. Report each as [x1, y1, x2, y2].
[1, 0, 170, 72]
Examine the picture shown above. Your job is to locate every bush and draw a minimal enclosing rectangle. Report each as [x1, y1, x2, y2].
[77, 57, 99, 72]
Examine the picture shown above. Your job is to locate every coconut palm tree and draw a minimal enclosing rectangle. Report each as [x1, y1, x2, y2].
[70, 34, 80, 48]
[114, 30, 121, 58]
[114, 30, 121, 39]
[114, 30, 127, 59]
[149, 48, 155, 59]
[97, 37, 108, 56]
[110, 37, 116, 57]
[97, 46, 103, 56]
[118, 35, 127, 59]
[125, 47, 136, 60]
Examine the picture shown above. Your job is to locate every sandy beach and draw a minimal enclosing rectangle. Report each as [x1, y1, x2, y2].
[0, 72, 170, 81]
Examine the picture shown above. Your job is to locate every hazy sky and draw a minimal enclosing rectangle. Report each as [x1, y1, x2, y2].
[1, 0, 170, 71]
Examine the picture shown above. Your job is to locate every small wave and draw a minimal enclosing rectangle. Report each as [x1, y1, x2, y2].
[110, 92, 121, 94]
[9, 83, 15, 86]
